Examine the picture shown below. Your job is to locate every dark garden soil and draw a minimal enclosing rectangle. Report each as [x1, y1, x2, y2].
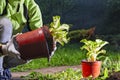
[106, 71, 120, 80]
[11, 65, 81, 80]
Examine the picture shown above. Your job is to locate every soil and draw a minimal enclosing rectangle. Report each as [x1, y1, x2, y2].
[11, 65, 81, 80]
[106, 71, 120, 80]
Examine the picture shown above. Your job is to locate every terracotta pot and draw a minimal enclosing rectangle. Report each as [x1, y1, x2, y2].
[91, 61, 101, 78]
[81, 60, 101, 78]
[15, 26, 53, 60]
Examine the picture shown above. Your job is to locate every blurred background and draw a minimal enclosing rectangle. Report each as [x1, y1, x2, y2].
[35, 0, 120, 35]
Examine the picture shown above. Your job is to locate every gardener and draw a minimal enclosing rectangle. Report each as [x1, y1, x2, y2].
[0, 0, 56, 79]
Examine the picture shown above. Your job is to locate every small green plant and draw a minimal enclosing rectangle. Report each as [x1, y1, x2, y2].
[49, 16, 70, 46]
[80, 39, 109, 62]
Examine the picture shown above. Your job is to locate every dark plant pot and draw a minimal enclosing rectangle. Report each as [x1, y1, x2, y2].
[81, 60, 102, 78]
[15, 26, 53, 60]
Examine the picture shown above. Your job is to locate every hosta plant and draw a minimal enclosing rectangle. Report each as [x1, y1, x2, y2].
[80, 39, 109, 62]
[49, 16, 70, 46]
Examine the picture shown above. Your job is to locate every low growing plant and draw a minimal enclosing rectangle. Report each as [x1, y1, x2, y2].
[21, 68, 82, 80]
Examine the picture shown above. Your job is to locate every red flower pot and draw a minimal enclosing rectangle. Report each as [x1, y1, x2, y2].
[81, 60, 91, 77]
[15, 26, 53, 60]
[81, 60, 101, 78]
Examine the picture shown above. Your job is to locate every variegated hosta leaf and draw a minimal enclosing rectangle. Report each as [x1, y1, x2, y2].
[52, 16, 60, 28]
[57, 24, 69, 31]
[97, 49, 106, 54]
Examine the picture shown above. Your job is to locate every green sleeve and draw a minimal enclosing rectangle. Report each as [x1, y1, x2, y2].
[0, 0, 6, 15]
[25, 0, 43, 30]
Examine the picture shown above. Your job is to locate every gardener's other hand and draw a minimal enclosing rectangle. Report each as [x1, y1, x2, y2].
[2, 34, 21, 58]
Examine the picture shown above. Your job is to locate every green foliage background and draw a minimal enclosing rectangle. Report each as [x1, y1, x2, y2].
[103, 0, 120, 35]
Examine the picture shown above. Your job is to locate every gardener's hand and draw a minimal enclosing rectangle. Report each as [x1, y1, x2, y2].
[2, 34, 21, 58]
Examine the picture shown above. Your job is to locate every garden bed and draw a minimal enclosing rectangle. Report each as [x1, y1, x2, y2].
[12, 66, 120, 80]
[11, 42, 120, 80]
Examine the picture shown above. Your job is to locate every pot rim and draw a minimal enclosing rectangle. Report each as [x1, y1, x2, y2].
[81, 60, 102, 63]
